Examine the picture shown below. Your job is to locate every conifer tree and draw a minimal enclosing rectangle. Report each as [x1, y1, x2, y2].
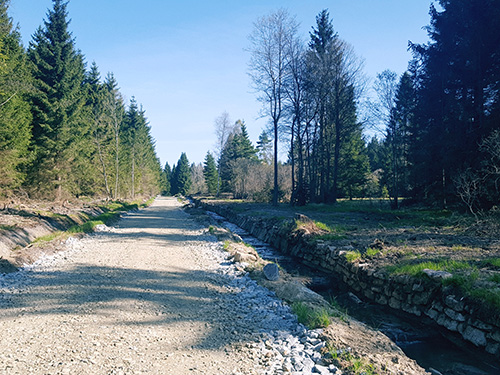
[104, 72, 125, 199]
[27, 0, 86, 199]
[171, 153, 191, 196]
[410, 0, 500, 207]
[203, 152, 218, 195]
[162, 162, 171, 195]
[83, 61, 115, 198]
[0, 0, 32, 197]
[256, 130, 273, 164]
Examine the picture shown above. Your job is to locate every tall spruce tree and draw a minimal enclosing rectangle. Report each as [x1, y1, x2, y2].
[171, 153, 191, 196]
[0, 0, 32, 197]
[410, 0, 500, 207]
[256, 130, 273, 164]
[218, 121, 258, 193]
[385, 72, 415, 208]
[27, 0, 86, 200]
[104, 72, 125, 199]
[203, 152, 218, 195]
[307, 10, 363, 203]
[162, 162, 171, 196]
[83, 61, 115, 198]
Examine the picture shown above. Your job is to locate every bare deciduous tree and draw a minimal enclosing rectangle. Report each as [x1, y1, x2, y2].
[454, 169, 482, 218]
[248, 9, 298, 205]
[213, 111, 235, 196]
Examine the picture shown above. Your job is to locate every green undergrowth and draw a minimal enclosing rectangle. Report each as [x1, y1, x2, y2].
[342, 247, 382, 263]
[327, 344, 377, 375]
[291, 301, 331, 329]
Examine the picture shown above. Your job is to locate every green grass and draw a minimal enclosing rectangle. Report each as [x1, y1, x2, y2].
[470, 288, 500, 310]
[314, 221, 334, 232]
[328, 295, 349, 322]
[291, 302, 331, 329]
[345, 250, 362, 263]
[0, 224, 16, 231]
[489, 273, 500, 283]
[387, 259, 473, 277]
[327, 344, 377, 375]
[387, 259, 500, 311]
[32, 200, 145, 244]
[365, 247, 381, 258]
[485, 258, 500, 268]
[33, 231, 64, 244]
[442, 270, 479, 289]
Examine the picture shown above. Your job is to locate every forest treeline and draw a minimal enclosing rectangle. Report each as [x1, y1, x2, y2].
[245, 1, 500, 211]
[0, 0, 163, 202]
[173, 1, 499, 213]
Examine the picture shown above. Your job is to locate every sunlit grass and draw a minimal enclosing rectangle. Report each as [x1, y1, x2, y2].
[387, 259, 473, 277]
[291, 302, 331, 329]
[344, 250, 362, 263]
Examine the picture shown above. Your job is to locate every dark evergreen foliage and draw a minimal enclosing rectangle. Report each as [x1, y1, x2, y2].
[203, 152, 218, 195]
[0, 0, 162, 201]
[409, 0, 500, 208]
[162, 162, 172, 196]
[27, 0, 87, 199]
[171, 153, 191, 196]
[0, 0, 32, 196]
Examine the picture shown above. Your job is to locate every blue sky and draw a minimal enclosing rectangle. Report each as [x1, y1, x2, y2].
[10, 0, 433, 167]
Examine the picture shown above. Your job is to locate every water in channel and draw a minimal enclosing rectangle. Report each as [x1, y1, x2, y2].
[206, 211, 500, 375]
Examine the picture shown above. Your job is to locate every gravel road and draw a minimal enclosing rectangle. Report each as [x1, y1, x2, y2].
[0, 197, 337, 375]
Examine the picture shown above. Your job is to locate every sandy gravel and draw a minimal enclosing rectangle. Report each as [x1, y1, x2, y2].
[0, 197, 270, 375]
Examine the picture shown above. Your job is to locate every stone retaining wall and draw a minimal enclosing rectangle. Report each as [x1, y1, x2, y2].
[196, 199, 500, 358]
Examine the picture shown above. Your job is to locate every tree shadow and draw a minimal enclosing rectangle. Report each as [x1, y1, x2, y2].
[0, 262, 261, 351]
[0, 200, 274, 352]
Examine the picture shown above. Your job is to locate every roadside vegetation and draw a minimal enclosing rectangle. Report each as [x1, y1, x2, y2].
[32, 199, 153, 245]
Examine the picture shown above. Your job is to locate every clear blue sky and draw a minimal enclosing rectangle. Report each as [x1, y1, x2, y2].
[10, 0, 433, 167]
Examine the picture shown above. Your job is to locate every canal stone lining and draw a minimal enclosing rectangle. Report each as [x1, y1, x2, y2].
[195, 199, 500, 358]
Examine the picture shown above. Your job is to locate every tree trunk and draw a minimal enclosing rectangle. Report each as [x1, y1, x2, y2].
[114, 125, 119, 200]
[96, 137, 111, 199]
[273, 120, 279, 206]
[290, 117, 296, 206]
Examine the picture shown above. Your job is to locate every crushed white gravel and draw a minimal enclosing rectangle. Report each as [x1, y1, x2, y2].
[0, 197, 339, 375]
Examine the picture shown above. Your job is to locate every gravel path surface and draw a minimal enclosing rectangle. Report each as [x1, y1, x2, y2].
[0, 197, 337, 375]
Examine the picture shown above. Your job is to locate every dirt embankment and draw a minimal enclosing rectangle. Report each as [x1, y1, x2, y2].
[0, 201, 105, 271]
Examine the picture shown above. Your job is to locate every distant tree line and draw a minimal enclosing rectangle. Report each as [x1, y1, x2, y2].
[0, 0, 162, 201]
[162, 118, 290, 202]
